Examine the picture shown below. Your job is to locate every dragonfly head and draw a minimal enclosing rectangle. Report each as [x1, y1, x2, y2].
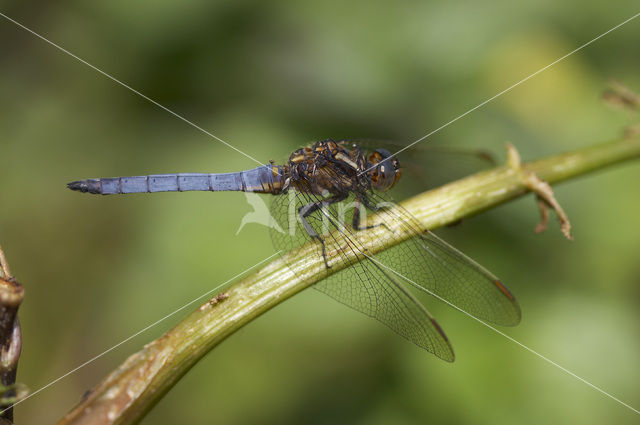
[368, 148, 402, 191]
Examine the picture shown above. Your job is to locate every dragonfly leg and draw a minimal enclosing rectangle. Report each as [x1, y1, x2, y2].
[352, 197, 392, 232]
[298, 194, 348, 269]
[360, 194, 385, 212]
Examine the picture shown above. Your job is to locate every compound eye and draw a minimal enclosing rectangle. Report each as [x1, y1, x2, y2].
[368, 148, 401, 191]
[372, 162, 395, 191]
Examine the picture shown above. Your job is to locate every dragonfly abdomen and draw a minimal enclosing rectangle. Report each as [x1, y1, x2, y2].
[67, 165, 286, 195]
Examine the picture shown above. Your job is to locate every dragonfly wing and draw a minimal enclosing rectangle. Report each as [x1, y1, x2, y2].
[368, 191, 521, 326]
[315, 254, 455, 361]
[269, 190, 326, 260]
[342, 139, 496, 192]
[269, 189, 455, 361]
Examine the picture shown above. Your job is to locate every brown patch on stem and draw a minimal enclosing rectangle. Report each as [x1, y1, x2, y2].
[198, 292, 229, 311]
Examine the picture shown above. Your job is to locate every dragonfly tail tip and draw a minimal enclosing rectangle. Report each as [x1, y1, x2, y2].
[67, 180, 101, 194]
[67, 180, 86, 192]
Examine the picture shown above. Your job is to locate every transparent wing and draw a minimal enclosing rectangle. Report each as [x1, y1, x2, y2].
[345, 138, 496, 192]
[315, 253, 455, 361]
[269, 190, 455, 361]
[367, 190, 521, 326]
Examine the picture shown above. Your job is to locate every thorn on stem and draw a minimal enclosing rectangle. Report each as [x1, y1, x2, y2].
[505, 143, 573, 240]
[602, 80, 640, 113]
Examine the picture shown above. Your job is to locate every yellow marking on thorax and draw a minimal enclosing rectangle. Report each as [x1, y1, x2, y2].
[334, 152, 358, 170]
[290, 154, 306, 164]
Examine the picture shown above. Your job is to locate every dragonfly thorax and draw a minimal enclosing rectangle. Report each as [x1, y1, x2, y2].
[285, 140, 368, 195]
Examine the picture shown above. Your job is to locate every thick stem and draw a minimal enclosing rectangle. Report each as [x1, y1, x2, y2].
[57, 136, 640, 425]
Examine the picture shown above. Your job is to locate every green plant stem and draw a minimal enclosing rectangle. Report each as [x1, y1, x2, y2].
[57, 136, 640, 425]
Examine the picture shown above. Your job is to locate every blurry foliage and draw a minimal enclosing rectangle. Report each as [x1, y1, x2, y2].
[0, 1, 639, 424]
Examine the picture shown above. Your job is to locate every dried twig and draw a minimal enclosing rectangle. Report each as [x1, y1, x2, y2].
[0, 246, 25, 424]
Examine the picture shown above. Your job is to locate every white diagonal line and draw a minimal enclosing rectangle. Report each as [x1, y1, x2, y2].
[361, 252, 640, 415]
[0, 12, 266, 168]
[0, 251, 281, 414]
[360, 11, 640, 176]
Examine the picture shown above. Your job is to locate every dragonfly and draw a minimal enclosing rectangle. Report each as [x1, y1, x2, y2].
[67, 139, 521, 361]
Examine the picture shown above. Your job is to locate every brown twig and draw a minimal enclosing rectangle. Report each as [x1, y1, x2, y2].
[0, 245, 25, 424]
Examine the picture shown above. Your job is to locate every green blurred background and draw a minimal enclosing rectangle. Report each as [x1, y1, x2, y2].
[1, 1, 639, 424]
